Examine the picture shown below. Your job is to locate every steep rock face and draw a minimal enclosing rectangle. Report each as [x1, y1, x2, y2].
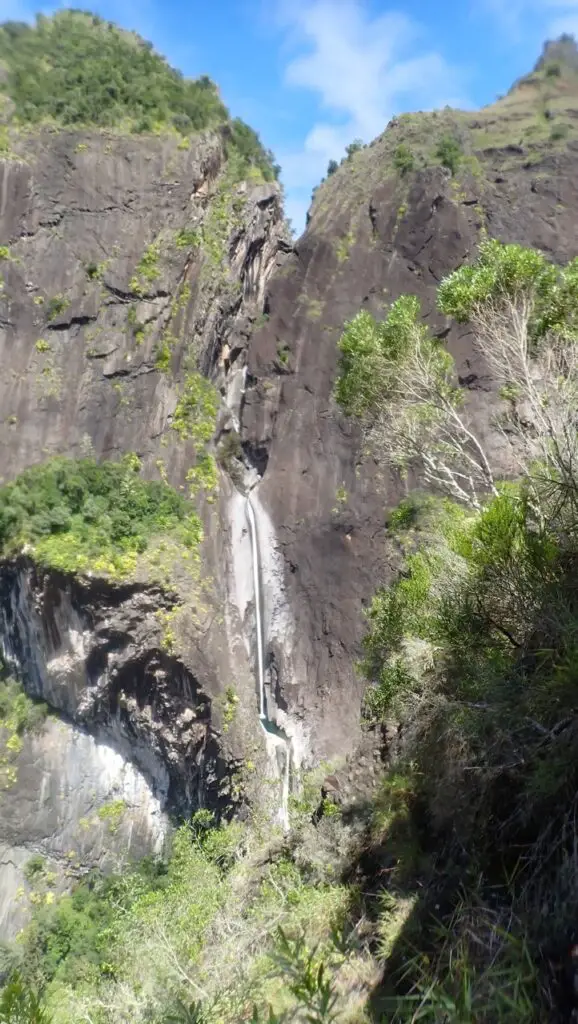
[240, 69, 578, 759]
[0, 718, 167, 939]
[0, 127, 289, 932]
[0, 561, 230, 811]
[0, 558, 247, 939]
[0, 128, 286, 478]
[0, 126, 289, 761]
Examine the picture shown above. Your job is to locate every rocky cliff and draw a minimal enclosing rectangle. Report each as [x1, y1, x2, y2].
[1, 30, 578, 941]
[240, 39, 578, 758]
[0, 124, 290, 934]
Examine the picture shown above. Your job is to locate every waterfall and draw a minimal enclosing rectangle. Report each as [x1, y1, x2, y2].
[245, 498, 266, 720]
[245, 492, 291, 832]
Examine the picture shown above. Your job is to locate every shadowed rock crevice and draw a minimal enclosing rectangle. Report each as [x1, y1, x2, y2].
[0, 559, 239, 817]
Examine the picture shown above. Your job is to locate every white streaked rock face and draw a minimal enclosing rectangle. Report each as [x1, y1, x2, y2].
[0, 559, 237, 941]
[0, 716, 168, 940]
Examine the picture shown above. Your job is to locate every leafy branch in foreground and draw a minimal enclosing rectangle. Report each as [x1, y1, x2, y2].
[0, 972, 51, 1023]
[266, 928, 340, 1024]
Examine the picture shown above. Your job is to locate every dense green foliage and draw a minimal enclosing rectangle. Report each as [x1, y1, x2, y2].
[359, 482, 578, 1018]
[336, 240, 578, 1019]
[0, 455, 202, 577]
[4, 811, 360, 1023]
[0, 11, 278, 180]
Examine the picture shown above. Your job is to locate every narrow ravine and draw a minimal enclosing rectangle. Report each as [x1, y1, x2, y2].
[245, 491, 292, 832]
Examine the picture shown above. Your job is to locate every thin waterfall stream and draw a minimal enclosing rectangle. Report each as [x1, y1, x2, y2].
[245, 497, 266, 720]
[244, 492, 291, 831]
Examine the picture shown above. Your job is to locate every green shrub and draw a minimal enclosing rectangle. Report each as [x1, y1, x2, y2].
[435, 134, 462, 175]
[96, 800, 126, 833]
[277, 344, 290, 366]
[175, 229, 201, 250]
[172, 373, 219, 444]
[386, 495, 434, 533]
[393, 143, 415, 175]
[84, 260, 108, 281]
[345, 139, 363, 159]
[0, 456, 202, 577]
[24, 855, 47, 884]
[362, 658, 415, 722]
[0, 675, 47, 736]
[130, 241, 161, 297]
[46, 295, 69, 321]
[550, 122, 569, 141]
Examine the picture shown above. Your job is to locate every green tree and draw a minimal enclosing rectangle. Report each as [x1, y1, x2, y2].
[435, 134, 462, 175]
[336, 241, 578, 510]
[335, 294, 496, 508]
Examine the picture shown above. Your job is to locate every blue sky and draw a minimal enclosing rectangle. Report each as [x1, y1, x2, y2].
[1, 0, 577, 233]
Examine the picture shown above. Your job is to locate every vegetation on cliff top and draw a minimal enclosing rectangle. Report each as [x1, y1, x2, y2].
[311, 37, 578, 222]
[0, 10, 279, 180]
[0, 455, 202, 578]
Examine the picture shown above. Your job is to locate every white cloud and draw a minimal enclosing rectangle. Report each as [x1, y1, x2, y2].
[482, 0, 578, 37]
[276, 0, 468, 233]
[548, 11, 578, 36]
